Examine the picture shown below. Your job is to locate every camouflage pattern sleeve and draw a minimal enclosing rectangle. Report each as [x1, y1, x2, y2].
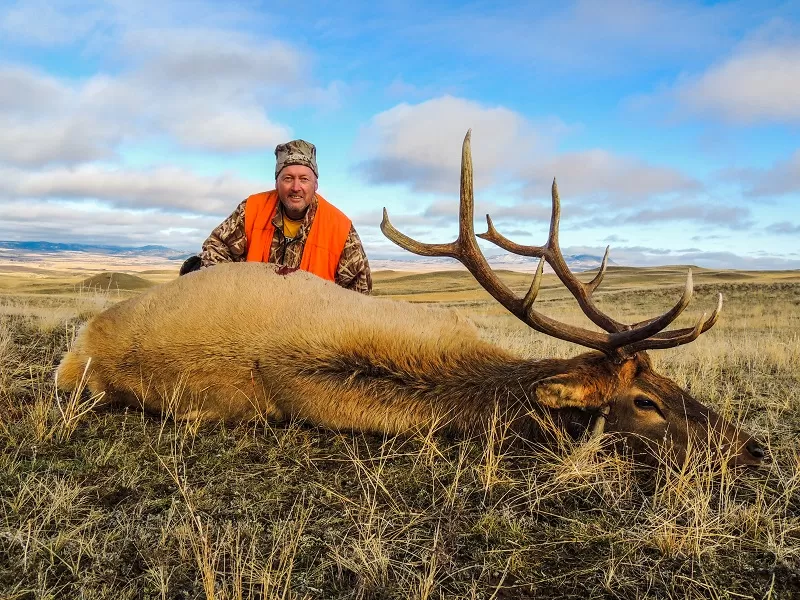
[335, 225, 373, 295]
[200, 199, 249, 267]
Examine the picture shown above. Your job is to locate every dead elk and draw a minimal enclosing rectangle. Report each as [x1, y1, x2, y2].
[56, 132, 765, 467]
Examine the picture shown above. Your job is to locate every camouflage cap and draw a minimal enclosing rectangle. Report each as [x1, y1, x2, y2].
[274, 139, 318, 178]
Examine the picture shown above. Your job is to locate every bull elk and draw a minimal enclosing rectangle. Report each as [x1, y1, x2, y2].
[56, 131, 765, 467]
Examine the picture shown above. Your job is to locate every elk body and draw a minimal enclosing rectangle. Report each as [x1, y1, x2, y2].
[56, 132, 765, 467]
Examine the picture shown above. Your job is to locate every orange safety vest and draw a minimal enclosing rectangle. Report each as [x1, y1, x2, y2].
[243, 191, 352, 283]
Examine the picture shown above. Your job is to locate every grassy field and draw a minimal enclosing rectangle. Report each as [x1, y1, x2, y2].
[1, 263, 799, 599]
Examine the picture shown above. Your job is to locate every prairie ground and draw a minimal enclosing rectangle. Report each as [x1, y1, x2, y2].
[1, 263, 799, 599]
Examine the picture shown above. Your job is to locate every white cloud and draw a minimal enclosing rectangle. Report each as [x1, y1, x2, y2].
[384, 76, 462, 102]
[123, 29, 302, 88]
[676, 41, 800, 124]
[373, 196, 561, 236]
[164, 107, 292, 153]
[0, 65, 70, 113]
[0, 63, 295, 164]
[358, 97, 700, 207]
[0, 66, 124, 165]
[727, 149, 800, 198]
[0, 2, 337, 247]
[0, 114, 122, 166]
[0, 20, 341, 163]
[421, 198, 557, 223]
[355, 96, 541, 193]
[767, 221, 800, 235]
[116, 29, 307, 151]
[562, 244, 800, 270]
[0, 199, 220, 248]
[0, 0, 104, 46]
[621, 203, 752, 229]
[0, 165, 257, 214]
[520, 150, 701, 205]
[0, 0, 264, 48]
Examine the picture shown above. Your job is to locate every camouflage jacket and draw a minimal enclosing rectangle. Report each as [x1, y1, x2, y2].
[200, 195, 372, 295]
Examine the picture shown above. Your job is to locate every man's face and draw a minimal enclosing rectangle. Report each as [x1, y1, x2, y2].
[276, 165, 318, 220]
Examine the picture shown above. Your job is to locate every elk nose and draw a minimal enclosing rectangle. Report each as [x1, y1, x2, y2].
[746, 440, 765, 460]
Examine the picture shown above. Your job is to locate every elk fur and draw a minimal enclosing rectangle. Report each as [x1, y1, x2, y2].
[56, 262, 631, 439]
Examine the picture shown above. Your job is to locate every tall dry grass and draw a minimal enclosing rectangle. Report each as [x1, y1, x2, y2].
[0, 277, 798, 598]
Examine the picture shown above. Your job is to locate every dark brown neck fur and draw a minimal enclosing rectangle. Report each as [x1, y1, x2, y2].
[303, 348, 606, 442]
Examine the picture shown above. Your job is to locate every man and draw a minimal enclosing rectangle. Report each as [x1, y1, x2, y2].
[186, 139, 371, 294]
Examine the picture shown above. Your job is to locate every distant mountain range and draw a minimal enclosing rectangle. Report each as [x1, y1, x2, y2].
[486, 252, 613, 272]
[0, 241, 611, 272]
[0, 241, 193, 261]
[371, 252, 614, 273]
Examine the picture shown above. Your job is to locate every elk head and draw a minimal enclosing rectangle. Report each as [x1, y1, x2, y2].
[533, 352, 764, 467]
[381, 130, 765, 468]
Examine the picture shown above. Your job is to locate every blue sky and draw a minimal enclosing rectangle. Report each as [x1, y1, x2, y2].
[1, 0, 799, 269]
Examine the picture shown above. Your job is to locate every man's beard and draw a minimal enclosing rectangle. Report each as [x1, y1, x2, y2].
[280, 191, 308, 205]
[279, 191, 312, 218]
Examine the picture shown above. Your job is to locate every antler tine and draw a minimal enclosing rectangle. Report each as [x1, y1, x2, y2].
[478, 178, 626, 333]
[382, 130, 490, 262]
[450, 130, 519, 296]
[604, 269, 694, 349]
[522, 257, 546, 313]
[383, 130, 615, 353]
[475, 180, 712, 353]
[623, 293, 723, 354]
[478, 213, 547, 255]
[458, 130, 478, 244]
[587, 246, 610, 292]
[382, 130, 722, 360]
[380, 208, 458, 258]
[618, 269, 700, 345]
[548, 178, 561, 247]
[624, 313, 707, 353]
[543, 179, 627, 332]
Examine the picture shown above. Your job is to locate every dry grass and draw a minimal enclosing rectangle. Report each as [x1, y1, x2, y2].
[0, 268, 798, 598]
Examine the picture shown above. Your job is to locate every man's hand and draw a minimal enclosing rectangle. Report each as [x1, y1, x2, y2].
[179, 255, 202, 276]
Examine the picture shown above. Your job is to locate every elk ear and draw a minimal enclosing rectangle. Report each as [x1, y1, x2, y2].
[535, 374, 603, 410]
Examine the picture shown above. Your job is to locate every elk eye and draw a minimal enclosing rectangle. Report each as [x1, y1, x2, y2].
[634, 396, 657, 410]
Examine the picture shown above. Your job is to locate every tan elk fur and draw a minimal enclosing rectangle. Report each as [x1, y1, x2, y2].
[57, 262, 538, 431]
[56, 261, 763, 464]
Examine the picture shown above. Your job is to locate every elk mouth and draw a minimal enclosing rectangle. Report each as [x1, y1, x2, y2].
[590, 427, 768, 470]
[730, 439, 768, 467]
[715, 423, 768, 467]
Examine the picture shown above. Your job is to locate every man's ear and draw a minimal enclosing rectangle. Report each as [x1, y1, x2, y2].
[535, 374, 603, 410]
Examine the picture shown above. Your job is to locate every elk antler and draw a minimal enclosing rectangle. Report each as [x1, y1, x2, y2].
[381, 130, 722, 360]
